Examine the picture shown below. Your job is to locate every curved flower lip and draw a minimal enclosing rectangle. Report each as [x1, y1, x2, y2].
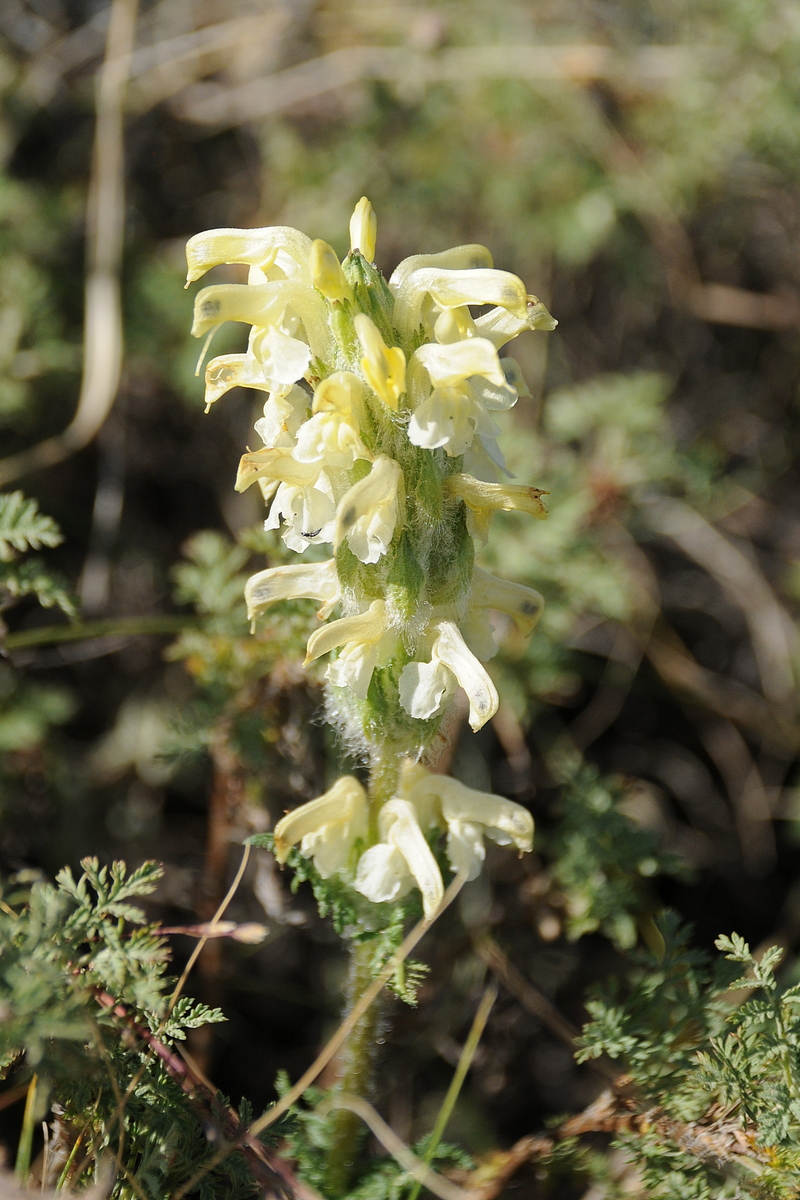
[255, 385, 309, 450]
[475, 296, 557, 346]
[354, 843, 414, 905]
[445, 473, 548, 539]
[410, 338, 505, 391]
[379, 798, 444, 918]
[185, 226, 313, 285]
[203, 353, 267, 411]
[273, 775, 367, 866]
[407, 384, 501, 457]
[389, 244, 493, 294]
[293, 372, 372, 468]
[430, 619, 499, 732]
[245, 558, 340, 627]
[304, 599, 387, 668]
[470, 567, 544, 638]
[392, 267, 528, 338]
[235, 447, 320, 493]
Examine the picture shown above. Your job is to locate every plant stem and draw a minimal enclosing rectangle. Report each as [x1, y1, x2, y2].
[365, 750, 400, 840]
[323, 755, 400, 1196]
[2, 614, 194, 650]
[15, 1074, 38, 1183]
[323, 941, 383, 1196]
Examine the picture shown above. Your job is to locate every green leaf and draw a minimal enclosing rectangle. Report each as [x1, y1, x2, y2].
[0, 492, 63, 561]
[0, 557, 77, 617]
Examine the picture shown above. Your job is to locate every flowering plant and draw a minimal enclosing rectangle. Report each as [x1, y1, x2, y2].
[187, 198, 555, 1188]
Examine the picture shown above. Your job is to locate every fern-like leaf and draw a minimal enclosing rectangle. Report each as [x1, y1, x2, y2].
[0, 558, 77, 616]
[0, 491, 63, 561]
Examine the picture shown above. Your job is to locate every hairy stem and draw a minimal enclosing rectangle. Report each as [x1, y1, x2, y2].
[323, 941, 383, 1195]
[323, 756, 400, 1195]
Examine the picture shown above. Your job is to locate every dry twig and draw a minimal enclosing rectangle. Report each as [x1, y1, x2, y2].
[0, 0, 137, 486]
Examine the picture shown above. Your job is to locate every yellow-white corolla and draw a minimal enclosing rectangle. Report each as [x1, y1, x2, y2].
[272, 761, 534, 915]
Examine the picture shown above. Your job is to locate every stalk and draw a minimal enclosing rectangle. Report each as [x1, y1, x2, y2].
[15, 1074, 38, 1184]
[323, 755, 400, 1196]
[323, 940, 384, 1196]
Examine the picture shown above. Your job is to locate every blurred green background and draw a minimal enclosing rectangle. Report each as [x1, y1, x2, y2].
[4, 0, 800, 1190]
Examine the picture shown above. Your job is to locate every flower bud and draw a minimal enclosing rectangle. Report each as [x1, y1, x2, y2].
[310, 239, 354, 303]
[354, 314, 406, 409]
[349, 196, 378, 262]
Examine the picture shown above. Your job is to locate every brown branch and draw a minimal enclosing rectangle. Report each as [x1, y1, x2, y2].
[467, 1088, 771, 1199]
[642, 497, 798, 708]
[645, 623, 796, 754]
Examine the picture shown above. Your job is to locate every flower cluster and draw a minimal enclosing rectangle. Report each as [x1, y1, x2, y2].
[272, 761, 534, 918]
[187, 199, 553, 906]
[188, 198, 553, 753]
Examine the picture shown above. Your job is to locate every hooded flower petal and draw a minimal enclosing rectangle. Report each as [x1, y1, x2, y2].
[273, 776, 368, 876]
[185, 226, 313, 285]
[305, 599, 386, 670]
[474, 296, 558, 346]
[191, 280, 332, 361]
[245, 558, 340, 626]
[432, 776, 534, 852]
[469, 567, 545, 638]
[334, 455, 403, 564]
[203, 353, 269, 411]
[445, 473, 548, 540]
[392, 267, 528, 339]
[403, 768, 534, 880]
[411, 339, 505, 390]
[399, 620, 498, 731]
[235, 448, 320, 493]
[389, 244, 493, 296]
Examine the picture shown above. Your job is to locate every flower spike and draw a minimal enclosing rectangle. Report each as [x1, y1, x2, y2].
[186, 200, 555, 906]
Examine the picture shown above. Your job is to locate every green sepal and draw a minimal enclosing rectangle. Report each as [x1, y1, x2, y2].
[407, 447, 444, 525]
[426, 506, 474, 604]
[385, 531, 424, 622]
[342, 250, 396, 346]
[329, 299, 359, 362]
[334, 540, 361, 588]
[306, 356, 330, 385]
